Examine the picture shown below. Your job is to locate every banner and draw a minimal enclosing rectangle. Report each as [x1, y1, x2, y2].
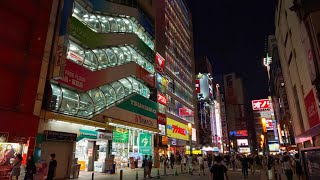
[166, 118, 189, 141]
[139, 133, 152, 155]
[112, 128, 129, 143]
[305, 89, 320, 128]
[77, 129, 97, 141]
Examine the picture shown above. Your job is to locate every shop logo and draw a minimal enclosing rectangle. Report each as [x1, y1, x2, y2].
[135, 115, 154, 127]
[141, 137, 149, 146]
[157, 92, 167, 105]
[172, 125, 187, 136]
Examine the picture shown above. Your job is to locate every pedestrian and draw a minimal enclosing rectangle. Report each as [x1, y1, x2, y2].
[46, 153, 57, 180]
[267, 155, 275, 180]
[197, 154, 205, 176]
[240, 155, 248, 178]
[282, 155, 293, 180]
[231, 155, 236, 171]
[170, 154, 175, 169]
[143, 155, 149, 178]
[182, 155, 187, 170]
[24, 155, 36, 180]
[225, 154, 230, 168]
[209, 156, 229, 180]
[294, 154, 303, 180]
[188, 154, 193, 175]
[207, 154, 213, 169]
[148, 155, 153, 178]
[10, 153, 22, 180]
[247, 155, 254, 174]
[254, 155, 262, 170]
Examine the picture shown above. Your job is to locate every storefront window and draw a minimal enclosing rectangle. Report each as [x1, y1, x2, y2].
[67, 40, 85, 64]
[60, 88, 79, 115]
[78, 93, 94, 116]
[110, 81, 125, 99]
[84, 50, 98, 70]
[88, 89, 106, 112]
[50, 84, 62, 110]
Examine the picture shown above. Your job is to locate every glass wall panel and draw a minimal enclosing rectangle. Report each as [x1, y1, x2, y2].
[110, 81, 125, 99]
[120, 46, 131, 63]
[112, 47, 125, 65]
[60, 88, 79, 115]
[127, 77, 140, 93]
[84, 50, 98, 70]
[73, 2, 89, 23]
[97, 15, 110, 32]
[78, 93, 94, 116]
[108, 16, 118, 32]
[50, 84, 62, 111]
[88, 88, 107, 111]
[122, 18, 132, 32]
[119, 78, 132, 95]
[115, 17, 126, 32]
[99, 84, 116, 105]
[93, 49, 108, 69]
[67, 40, 85, 64]
[86, 14, 101, 32]
[104, 48, 117, 66]
[127, 46, 138, 63]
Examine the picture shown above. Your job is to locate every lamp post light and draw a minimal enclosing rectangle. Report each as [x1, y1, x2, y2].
[187, 123, 192, 156]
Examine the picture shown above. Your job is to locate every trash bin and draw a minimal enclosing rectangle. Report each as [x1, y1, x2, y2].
[72, 164, 81, 179]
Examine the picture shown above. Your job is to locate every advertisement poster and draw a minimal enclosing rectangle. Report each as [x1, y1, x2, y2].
[166, 118, 189, 141]
[112, 128, 129, 143]
[139, 133, 152, 155]
[0, 143, 21, 166]
[304, 89, 320, 128]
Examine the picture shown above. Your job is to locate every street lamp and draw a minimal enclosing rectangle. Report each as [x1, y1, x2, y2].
[187, 123, 192, 155]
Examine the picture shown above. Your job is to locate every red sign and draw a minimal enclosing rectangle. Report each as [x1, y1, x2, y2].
[236, 130, 248, 136]
[195, 79, 200, 94]
[156, 53, 165, 73]
[157, 92, 167, 105]
[252, 99, 270, 110]
[179, 108, 194, 117]
[139, 66, 155, 87]
[157, 113, 166, 125]
[305, 89, 320, 128]
[172, 125, 186, 135]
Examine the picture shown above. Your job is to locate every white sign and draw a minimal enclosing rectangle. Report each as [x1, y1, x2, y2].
[192, 128, 197, 141]
[97, 132, 112, 140]
[260, 111, 271, 118]
[159, 124, 166, 135]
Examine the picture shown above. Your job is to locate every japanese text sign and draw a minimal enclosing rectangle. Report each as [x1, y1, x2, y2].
[156, 53, 165, 73]
[166, 118, 189, 141]
[252, 99, 270, 110]
[157, 92, 167, 105]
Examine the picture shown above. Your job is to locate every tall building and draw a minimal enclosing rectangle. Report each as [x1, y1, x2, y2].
[224, 73, 251, 153]
[0, 0, 54, 170]
[32, 0, 159, 178]
[155, 0, 198, 155]
[275, 0, 320, 150]
[267, 35, 295, 151]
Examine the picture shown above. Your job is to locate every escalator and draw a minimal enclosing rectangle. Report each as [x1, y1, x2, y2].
[46, 76, 151, 119]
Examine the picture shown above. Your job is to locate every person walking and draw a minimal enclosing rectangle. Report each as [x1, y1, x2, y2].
[24, 155, 36, 180]
[182, 155, 187, 170]
[294, 154, 303, 180]
[282, 155, 293, 180]
[247, 155, 254, 174]
[46, 153, 57, 180]
[207, 154, 213, 169]
[170, 154, 175, 169]
[147, 155, 153, 178]
[188, 154, 193, 175]
[267, 155, 275, 180]
[240, 155, 249, 178]
[197, 154, 205, 176]
[209, 156, 229, 180]
[231, 155, 236, 171]
[10, 153, 22, 180]
[143, 155, 149, 179]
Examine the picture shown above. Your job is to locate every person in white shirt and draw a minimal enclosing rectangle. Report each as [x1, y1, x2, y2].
[182, 155, 187, 170]
[197, 154, 205, 176]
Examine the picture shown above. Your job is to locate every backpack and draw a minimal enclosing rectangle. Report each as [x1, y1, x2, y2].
[295, 160, 303, 174]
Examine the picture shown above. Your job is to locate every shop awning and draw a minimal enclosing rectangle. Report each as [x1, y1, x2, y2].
[105, 118, 160, 134]
[44, 111, 113, 130]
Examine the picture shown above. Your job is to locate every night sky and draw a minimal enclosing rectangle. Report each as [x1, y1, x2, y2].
[188, 0, 277, 101]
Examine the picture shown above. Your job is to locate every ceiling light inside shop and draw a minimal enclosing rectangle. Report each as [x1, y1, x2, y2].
[108, 122, 157, 134]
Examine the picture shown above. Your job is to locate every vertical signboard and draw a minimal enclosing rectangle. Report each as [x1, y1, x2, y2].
[139, 133, 152, 155]
[305, 89, 320, 128]
[156, 53, 165, 73]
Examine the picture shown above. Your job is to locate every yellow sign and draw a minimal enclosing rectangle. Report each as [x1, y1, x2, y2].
[186, 150, 201, 154]
[166, 118, 189, 141]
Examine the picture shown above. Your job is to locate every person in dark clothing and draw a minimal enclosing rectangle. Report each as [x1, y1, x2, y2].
[170, 154, 175, 169]
[247, 155, 254, 174]
[294, 154, 303, 180]
[224, 154, 230, 168]
[240, 155, 249, 178]
[24, 155, 36, 180]
[148, 155, 153, 178]
[210, 156, 229, 180]
[46, 153, 57, 180]
[143, 155, 149, 178]
[207, 154, 213, 169]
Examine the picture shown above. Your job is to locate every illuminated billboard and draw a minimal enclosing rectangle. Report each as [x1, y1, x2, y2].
[196, 73, 214, 101]
[237, 139, 249, 146]
[166, 118, 189, 141]
[252, 99, 270, 110]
